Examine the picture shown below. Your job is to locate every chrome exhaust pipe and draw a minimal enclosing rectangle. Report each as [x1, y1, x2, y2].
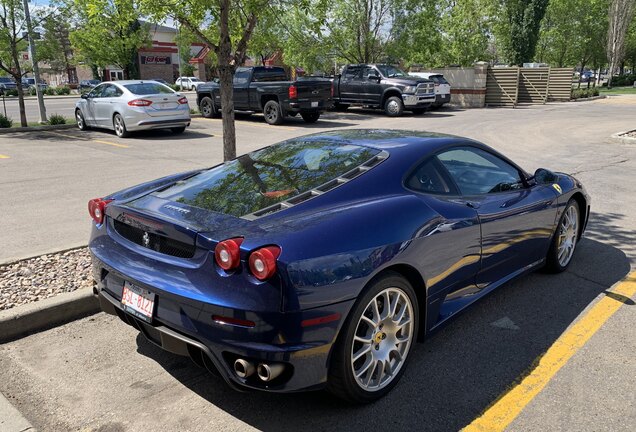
[257, 363, 285, 382]
[233, 359, 255, 378]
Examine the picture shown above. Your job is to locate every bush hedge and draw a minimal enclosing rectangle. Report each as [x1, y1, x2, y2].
[48, 113, 67, 125]
[55, 86, 71, 95]
[572, 87, 600, 99]
[0, 113, 12, 128]
[609, 74, 636, 87]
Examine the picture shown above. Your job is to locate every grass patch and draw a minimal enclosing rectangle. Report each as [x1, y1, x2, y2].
[599, 86, 636, 95]
[8, 117, 73, 128]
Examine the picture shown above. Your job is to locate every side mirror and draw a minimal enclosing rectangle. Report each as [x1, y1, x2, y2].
[533, 168, 559, 184]
[81, 93, 89, 99]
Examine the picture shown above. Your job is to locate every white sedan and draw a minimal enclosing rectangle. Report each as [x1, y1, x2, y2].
[175, 76, 205, 90]
[75, 81, 191, 138]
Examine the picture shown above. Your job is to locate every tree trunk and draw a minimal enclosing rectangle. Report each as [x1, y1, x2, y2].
[10, 46, 27, 127]
[218, 0, 236, 162]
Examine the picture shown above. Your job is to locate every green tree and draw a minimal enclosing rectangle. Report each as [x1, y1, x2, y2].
[37, 14, 74, 83]
[64, 0, 150, 79]
[494, 0, 550, 65]
[0, 0, 28, 126]
[139, 0, 274, 161]
[606, 0, 636, 87]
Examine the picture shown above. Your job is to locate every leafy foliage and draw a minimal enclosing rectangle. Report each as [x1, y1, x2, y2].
[493, 0, 550, 65]
[0, 113, 12, 128]
[63, 0, 150, 79]
[48, 113, 67, 124]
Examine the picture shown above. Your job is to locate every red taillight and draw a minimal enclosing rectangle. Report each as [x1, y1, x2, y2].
[288, 84, 297, 99]
[128, 99, 152, 107]
[88, 198, 113, 225]
[249, 246, 281, 280]
[215, 237, 244, 270]
[177, 96, 188, 104]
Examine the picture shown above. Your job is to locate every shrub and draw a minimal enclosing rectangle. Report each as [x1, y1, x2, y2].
[572, 88, 600, 99]
[169, 84, 181, 91]
[190, 107, 199, 115]
[0, 113, 12, 128]
[28, 86, 37, 96]
[4, 89, 18, 97]
[55, 86, 70, 95]
[48, 113, 66, 125]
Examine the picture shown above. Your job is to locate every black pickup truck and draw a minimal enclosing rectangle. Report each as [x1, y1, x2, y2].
[196, 66, 333, 125]
[333, 64, 436, 116]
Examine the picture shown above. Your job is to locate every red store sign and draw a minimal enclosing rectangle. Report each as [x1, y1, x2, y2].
[141, 55, 171, 65]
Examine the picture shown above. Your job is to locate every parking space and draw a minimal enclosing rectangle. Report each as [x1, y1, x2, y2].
[1, 98, 635, 430]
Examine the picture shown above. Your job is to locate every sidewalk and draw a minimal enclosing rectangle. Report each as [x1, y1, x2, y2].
[0, 392, 34, 432]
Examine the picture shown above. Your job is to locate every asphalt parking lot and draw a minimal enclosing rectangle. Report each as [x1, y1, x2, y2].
[1, 97, 635, 431]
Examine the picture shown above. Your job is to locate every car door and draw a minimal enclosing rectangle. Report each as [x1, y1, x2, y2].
[98, 84, 123, 129]
[84, 84, 105, 126]
[361, 66, 383, 105]
[436, 146, 558, 287]
[405, 157, 482, 328]
[339, 66, 363, 103]
[233, 69, 251, 110]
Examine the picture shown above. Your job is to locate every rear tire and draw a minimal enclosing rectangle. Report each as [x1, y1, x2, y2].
[171, 126, 186, 134]
[113, 113, 129, 138]
[334, 103, 349, 111]
[75, 109, 88, 131]
[200, 96, 217, 118]
[384, 96, 404, 117]
[263, 100, 283, 125]
[545, 199, 580, 273]
[301, 112, 320, 123]
[327, 272, 418, 403]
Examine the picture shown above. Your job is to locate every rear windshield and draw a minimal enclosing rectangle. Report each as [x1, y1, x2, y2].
[153, 139, 381, 217]
[252, 68, 288, 82]
[124, 83, 174, 95]
[429, 75, 449, 84]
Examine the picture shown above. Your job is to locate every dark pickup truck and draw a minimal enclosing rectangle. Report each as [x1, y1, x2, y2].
[196, 66, 333, 125]
[333, 64, 436, 116]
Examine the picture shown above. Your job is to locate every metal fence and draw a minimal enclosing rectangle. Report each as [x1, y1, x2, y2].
[486, 67, 573, 107]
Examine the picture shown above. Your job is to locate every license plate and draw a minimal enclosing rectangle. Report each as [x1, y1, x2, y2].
[157, 102, 175, 109]
[311, 101, 319, 108]
[121, 282, 155, 322]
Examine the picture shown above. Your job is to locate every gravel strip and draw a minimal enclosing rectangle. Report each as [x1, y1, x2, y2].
[0, 248, 92, 311]
[619, 130, 636, 138]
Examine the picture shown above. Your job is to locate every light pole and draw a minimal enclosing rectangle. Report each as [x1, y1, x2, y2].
[22, 0, 47, 124]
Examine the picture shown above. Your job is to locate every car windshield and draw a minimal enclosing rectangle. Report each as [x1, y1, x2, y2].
[191, 78, 203, 82]
[152, 139, 381, 217]
[89, 80, 100, 84]
[377, 65, 408, 78]
[124, 83, 174, 95]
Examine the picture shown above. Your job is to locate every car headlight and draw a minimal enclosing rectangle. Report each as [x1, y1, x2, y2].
[403, 86, 417, 94]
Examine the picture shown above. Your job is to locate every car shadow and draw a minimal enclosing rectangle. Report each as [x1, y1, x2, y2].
[133, 212, 632, 432]
[127, 129, 213, 141]
[222, 112, 360, 128]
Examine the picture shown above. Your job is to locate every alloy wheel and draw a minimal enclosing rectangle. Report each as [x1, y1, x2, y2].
[557, 205, 578, 267]
[351, 287, 414, 391]
[387, 100, 400, 115]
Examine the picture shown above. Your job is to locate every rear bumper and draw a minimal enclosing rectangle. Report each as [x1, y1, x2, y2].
[286, 99, 332, 113]
[90, 240, 354, 393]
[433, 93, 451, 106]
[128, 117, 191, 131]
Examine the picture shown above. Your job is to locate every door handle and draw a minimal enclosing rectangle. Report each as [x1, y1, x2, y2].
[465, 201, 481, 209]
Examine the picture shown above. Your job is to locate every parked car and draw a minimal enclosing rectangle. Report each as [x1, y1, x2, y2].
[408, 72, 451, 108]
[0, 76, 17, 91]
[79, 79, 101, 92]
[196, 66, 333, 125]
[175, 76, 205, 90]
[150, 78, 168, 85]
[75, 80, 190, 138]
[333, 64, 435, 116]
[579, 71, 595, 83]
[22, 77, 49, 91]
[88, 129, 589, 403]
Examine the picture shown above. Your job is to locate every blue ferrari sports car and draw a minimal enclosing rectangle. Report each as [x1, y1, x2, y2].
[89, 129, 590, 403]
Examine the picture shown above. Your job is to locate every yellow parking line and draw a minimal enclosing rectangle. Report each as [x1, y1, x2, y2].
[0, 154, 9, 159]
[464, 271, 636, 432]
[42, 131, 129, 148]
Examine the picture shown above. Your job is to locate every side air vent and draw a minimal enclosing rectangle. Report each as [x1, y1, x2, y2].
[242, 150, 388, 220]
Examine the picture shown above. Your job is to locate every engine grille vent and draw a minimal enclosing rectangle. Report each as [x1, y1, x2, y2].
[112, 219, 196, 258]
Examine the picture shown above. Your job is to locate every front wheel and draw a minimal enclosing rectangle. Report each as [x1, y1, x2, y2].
[327, 272, 418, 403]
[113, 113, 130, 138]
[263, 100, 283, 125]
[200, 96, 218, 118]
[75, 109, 88, 131]
[301, 112, 320, 123]
[545, 199, 580, 273]
[384, 96, 404, 117]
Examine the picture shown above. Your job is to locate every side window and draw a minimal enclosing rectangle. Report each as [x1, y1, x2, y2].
[102, 85, 121, 98]
[233, 70, 250, 85]
[406, 158, 457, 195]
[343, 66, 361, 80]
[89, 84, 105, 98]
[437, 147, 524, 195]
[363, 66, 379, 79]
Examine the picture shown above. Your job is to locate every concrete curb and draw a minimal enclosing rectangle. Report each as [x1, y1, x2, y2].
[570, 95, 606, 102]
[0, 124, 76, 134]
[0, 243, 87, 266]
[610, 130, 636, 145]
[0, 392, 35, 432]
[0, 287, 100, 344]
